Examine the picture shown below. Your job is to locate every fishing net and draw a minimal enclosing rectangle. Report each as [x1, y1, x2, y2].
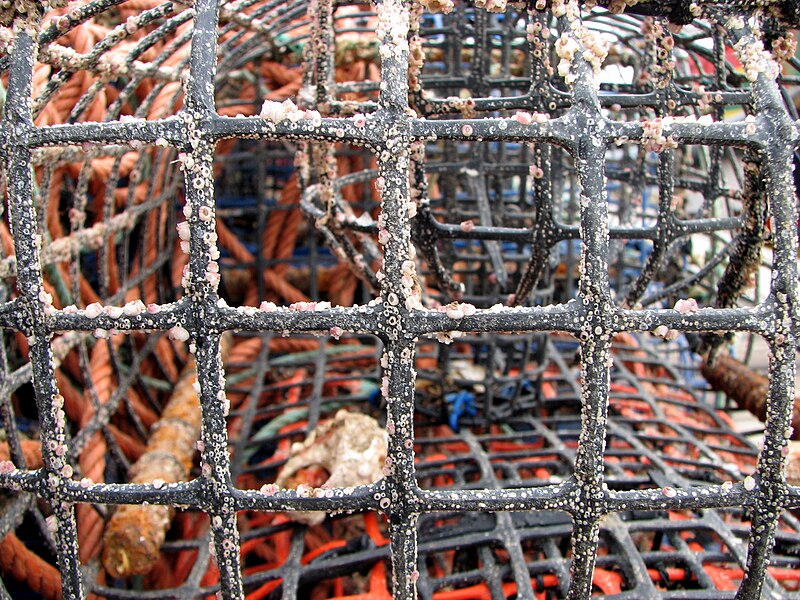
[0, 0, 798, 598]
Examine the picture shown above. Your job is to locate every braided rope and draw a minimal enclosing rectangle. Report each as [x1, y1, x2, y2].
[0, 533, 62, 600]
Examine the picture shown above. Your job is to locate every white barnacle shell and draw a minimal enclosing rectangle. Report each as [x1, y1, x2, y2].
[123, 299, 146, 316]
[84, 302, 103, 319]
[674, 298, 699, 314]
[260, 99, 287, 123]
[169, 325, 190, 342]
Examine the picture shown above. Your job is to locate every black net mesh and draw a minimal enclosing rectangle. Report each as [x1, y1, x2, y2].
[0, 0, 798, 598]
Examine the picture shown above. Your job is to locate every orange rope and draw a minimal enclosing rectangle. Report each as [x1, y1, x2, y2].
[57, 348, 82, 381]
[328, 262, 357, 306]
[0, 439, 43, 468]
[272, 206, 303, 276]
[78, 272, 103, 306]
[106, 239, 120, 297]
[215, 216, 310, 304]
[261, 176, 300, 262]
[154, 336, 180, 384]
[263, 269, 309, 304]
[269, 337, 321, 353]
[54, 370, 86, 422]
[171, 241, 190, 292]
[0, 533, 62, 599]
[0, 221, 15, 256]
[45, 169, 65, 244]
[227, 336, 263, 364]
[77, 335, 125, 562]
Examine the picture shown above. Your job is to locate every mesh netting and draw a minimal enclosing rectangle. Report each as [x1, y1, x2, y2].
[0, 0, 798, 598]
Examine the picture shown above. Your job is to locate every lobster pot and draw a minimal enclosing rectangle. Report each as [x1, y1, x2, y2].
[0, 0, 798, 598]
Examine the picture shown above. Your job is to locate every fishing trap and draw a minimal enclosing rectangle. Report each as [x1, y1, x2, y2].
[0, 0, 799, 598]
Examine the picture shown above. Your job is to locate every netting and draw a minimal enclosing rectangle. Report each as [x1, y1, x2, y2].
[0, 0, 798, 598]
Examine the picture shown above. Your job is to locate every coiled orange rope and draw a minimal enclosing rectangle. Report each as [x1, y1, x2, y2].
[215, 215, 310, 305]
[76, 335, 125, 563]
[0, 534, 62, 600]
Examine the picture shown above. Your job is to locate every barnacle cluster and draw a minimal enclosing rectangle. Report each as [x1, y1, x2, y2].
[552, 0, 609, 86]
[0, 0, 66, 27]
[734, 35, 781, 82]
